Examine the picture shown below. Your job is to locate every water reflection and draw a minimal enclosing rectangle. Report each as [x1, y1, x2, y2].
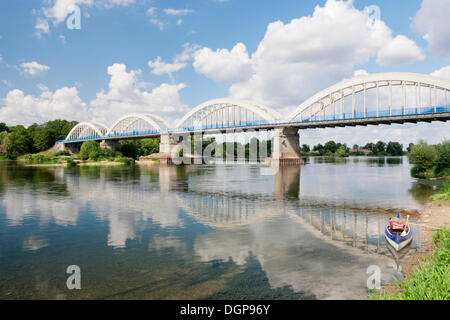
[0, 157, 427, 299]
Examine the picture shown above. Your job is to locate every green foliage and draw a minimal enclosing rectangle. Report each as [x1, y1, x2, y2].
[371, 228, 450, 300]
[0, 131, 14, 158]
[140, 138, 160, 156]
[80, 141, 102, 160]
[335, 145, 348, 157]
[53, 150, 71, 156]
[386, 141, 403, 156]
[66, 158, 77, 167]
[301, 144, 310, 153]
[434, 140, 450, 175]
[10, 125, 33, 155]
[0, 123, 9, 133]
[430, 180, 450, 201]
[120, 141, 139, 159]
[408, 140, 437, 173]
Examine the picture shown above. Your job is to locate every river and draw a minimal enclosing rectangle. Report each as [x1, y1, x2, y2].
[0, 156, 436, 299]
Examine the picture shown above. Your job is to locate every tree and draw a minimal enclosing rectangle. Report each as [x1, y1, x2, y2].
[352, 144, 359, 150]
[120, 141, 139, 159]
[408, 140, 437, 170]
[32, 126, 54, 151]
[0, 123, 8, 133]
[324, 140, 338, 153]
[407, 143, 415, 153]
[335, 145, 348, 157]
[435, 140, 450, 174]
[374, 141, 386, 155]
[386, 142, 403, 156]
[80, 141, 102, 160]
[10, 125, 33, 155]
[140, 138, 159, 156]
[301, 144, 310, 153]
[0, 131, 14, 157]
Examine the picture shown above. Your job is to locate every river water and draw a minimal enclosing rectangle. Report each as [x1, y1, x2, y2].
[0, 157, 436, 299]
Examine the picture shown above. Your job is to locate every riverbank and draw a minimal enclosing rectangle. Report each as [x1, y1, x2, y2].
[374, 199, 450, 299]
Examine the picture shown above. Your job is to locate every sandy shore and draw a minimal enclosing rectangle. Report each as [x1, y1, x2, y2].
[384, 200, 450, 294]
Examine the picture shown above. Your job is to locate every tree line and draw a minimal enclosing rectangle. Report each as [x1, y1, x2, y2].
[301, 140, 404, 157]
[0, 120, 78, 158]
[408, 140, 450, 178]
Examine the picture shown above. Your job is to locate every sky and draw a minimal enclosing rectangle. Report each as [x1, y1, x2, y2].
[0, 0, 449, 147]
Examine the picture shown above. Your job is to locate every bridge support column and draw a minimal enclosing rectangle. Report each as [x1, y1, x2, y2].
[270, 127, 304, 165]
[63, 143, 81, 154]
[100, 140, 120, 150]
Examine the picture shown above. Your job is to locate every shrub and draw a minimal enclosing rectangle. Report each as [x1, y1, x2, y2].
[435, 140, 450, 175]
[53, 150, 71, 156]
[408, 141, 437, 170]
[80, 141, 102, 160]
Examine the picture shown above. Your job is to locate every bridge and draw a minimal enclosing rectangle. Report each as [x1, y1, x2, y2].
[57, 72, 450, 164]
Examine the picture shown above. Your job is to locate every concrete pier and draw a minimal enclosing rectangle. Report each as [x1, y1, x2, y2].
[271, 127, 304, 165]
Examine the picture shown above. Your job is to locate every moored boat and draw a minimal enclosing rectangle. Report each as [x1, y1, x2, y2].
[385, 214, 413, 251]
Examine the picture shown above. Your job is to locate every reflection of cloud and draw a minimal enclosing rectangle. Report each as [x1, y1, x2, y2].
[194, 210, 396, 300]
[23, 235, 48, 251]
[149, 236, 186, 253]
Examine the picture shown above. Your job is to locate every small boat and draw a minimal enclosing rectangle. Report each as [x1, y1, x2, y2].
[385, 213, 413, 251]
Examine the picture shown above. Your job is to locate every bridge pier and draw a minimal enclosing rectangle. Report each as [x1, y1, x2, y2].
[63, 143, 81, 154]
[100, 140, 120, 150]
[270, 127, 304, 165]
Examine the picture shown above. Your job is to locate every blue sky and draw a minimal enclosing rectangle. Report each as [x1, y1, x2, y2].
[0, 0, 449, 147]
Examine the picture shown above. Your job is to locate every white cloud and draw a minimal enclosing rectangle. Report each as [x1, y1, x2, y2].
[0, 86, 87, 126]
[148, 57, 186, 75]
[163, 8, 194, 16]
[376, 35, 425, 66]
[353, 69, 370, 77]
[20, 61, 50, 77]
[430, 65, 450, 80]
[412, 0, 450, 57]
[59, 34, 66, 45]
[90, 63, 188, 125]
[147, 7, 157, 16]
[148, 43, 199, 76]
[35, 17, 50, 37]
[0, 54, 2, 64]
[193, 43, 253, 83]
[192, 0, 424, 112]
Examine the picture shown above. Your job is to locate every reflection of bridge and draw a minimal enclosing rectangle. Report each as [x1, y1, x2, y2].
[58, 73, 450, 163]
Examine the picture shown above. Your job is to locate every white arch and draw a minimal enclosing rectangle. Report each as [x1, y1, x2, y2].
[65, 122, 104, 140]
[176, 98, 282, 128]
[288, 72, 450, 121]
[106, 114, 167, 135]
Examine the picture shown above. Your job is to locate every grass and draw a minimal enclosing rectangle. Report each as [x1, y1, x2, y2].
[370, 228, 450, 300]
[430, 180, 450, 201]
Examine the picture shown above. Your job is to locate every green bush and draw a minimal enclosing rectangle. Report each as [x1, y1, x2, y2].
[435, 140, 450, 175]
[80, 141, 102, 160]
[66, 158, 77, 167]
[408, 141, 437, 170]
[53, 150, 71, 156]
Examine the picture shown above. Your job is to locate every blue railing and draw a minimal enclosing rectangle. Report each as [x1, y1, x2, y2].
[60, 105, 449, 143]
[298, 105, 450, 123]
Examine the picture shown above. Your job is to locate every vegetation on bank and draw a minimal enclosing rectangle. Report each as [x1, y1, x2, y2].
[300, 140, 404, 157]
[370, 228, 450, 300]
[0, 120, 78, 158]
[430, 180, 450, 201]
[408, 140, 450, 179]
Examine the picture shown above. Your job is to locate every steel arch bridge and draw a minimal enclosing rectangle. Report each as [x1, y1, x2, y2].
[60, 72, 450, 143]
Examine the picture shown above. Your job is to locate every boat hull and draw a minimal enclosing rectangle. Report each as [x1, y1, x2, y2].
[385, 226, 412, 251]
